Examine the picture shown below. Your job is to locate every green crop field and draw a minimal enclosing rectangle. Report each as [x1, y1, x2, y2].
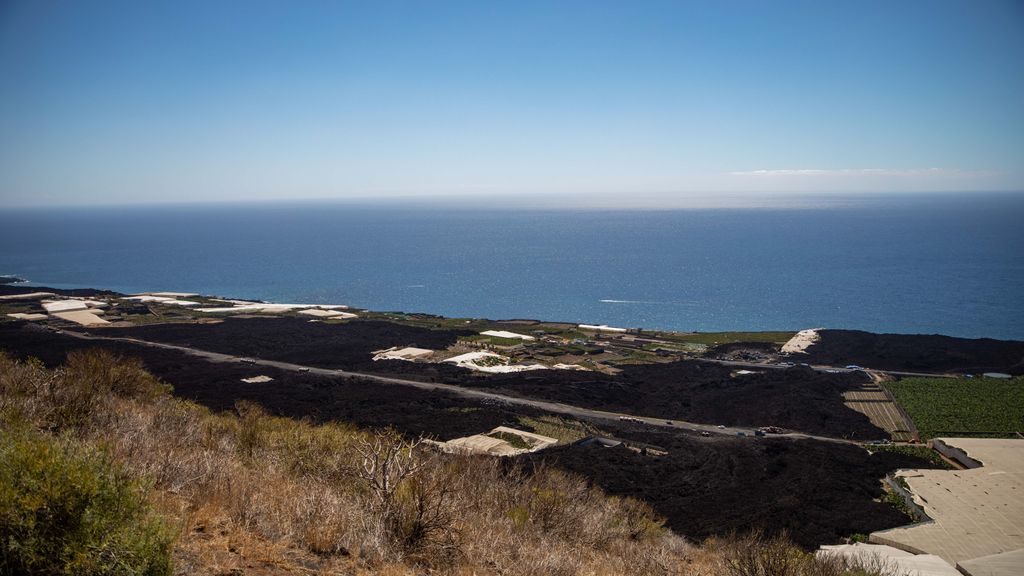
[884, 376, 1024, 439]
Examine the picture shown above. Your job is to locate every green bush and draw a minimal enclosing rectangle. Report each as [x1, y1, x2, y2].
[0, 432, 174, 576]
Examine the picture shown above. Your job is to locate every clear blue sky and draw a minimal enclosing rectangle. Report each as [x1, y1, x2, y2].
[1, 0, 1022, 207]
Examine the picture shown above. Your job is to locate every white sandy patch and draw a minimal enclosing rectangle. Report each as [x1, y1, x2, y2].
[781, 329, 822, 354]
[480, 330, 536, 341]
[241, 375, 274, 384]
[553, 363, 589, 371]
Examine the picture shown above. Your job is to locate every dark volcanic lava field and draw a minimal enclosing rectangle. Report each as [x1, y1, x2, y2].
[467, 362, 883, 439]
[804, 329, 1024, 375]
[0, 319, 942, 548]
[527, 431, 927, 549]
[100, 317, 886, 438]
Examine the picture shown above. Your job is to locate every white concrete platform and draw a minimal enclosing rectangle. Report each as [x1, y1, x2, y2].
[42, 300, 89, 313]
[957, 548, 1024, 576]
[870, 438, 1024, 566]
[0, 292, 55, 301]
[6, 313, 48, 321]
[817, 543, 959, 576]
[52, 310, 110, 326]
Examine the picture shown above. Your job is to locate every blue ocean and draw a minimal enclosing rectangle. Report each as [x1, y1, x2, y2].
[2, 193, 1022, 340]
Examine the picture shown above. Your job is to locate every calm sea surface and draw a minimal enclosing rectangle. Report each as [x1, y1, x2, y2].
[2, 194, 1023, 340]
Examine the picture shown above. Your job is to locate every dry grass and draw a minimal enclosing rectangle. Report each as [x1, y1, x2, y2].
[0, 350, 899, 576]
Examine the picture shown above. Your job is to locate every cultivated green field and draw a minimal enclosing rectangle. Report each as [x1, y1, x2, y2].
[884, 376, 1024, 439]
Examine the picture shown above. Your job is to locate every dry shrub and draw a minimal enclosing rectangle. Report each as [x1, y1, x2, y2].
[6, 350, 886, 575]
[712, 530, 903, 576]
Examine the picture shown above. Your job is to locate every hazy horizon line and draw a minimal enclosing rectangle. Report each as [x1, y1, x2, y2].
[3, 189, 1023, 212]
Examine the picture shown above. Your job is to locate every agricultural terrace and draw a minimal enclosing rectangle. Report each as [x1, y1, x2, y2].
[884, 376, 1024, 439]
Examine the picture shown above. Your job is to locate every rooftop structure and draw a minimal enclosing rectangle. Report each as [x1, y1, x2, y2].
[870, 438, 1024, 569]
